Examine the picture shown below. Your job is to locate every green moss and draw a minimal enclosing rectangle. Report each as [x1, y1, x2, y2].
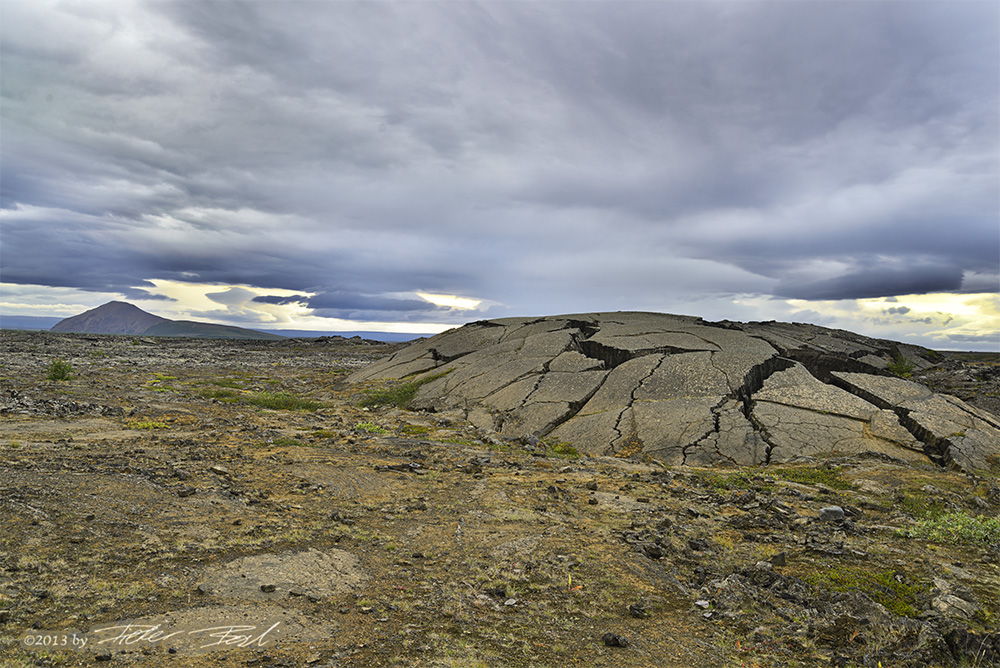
[804, 566, 926, 617]
[770, 466, 853, 490]
[355, 422, 390, 435]
[127, 420, 169, 430]
[897, 493, 948, 518]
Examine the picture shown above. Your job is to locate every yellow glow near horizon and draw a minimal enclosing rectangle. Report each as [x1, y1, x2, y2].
[775, 291, 999, 350]
[856, 293, 999, 318]
[416, 292, 483, 310]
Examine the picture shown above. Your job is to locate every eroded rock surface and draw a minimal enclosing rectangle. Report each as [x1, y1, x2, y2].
[350, 312, 1000, 472]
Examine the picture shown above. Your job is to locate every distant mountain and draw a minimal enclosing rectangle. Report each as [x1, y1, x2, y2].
[51, 301, 168, 335]
[144, 320, 285, 340]
[49, 301, 284, 340]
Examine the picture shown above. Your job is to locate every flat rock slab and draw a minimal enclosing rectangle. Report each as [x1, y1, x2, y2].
[200, 548, 367, 600]
[832, 372, 1000, 471]
[351, 312, 999, 472]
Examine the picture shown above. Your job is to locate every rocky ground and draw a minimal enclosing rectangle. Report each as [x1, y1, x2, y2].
[1, 330, 998, 668]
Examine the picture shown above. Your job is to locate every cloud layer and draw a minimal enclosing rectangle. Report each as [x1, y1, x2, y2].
[1, 1, 997, 339]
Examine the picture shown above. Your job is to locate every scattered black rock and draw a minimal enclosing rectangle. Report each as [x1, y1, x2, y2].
[602, 632, 629, 647]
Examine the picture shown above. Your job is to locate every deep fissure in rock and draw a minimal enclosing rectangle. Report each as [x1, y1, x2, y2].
[783, 349, 888, 383]
[735, 356, 798, 419]
[826, 374, 950, 467]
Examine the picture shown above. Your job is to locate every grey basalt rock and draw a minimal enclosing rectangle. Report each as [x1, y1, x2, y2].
[349, 312, 1000, 471]
[831, 372, 1000, 472]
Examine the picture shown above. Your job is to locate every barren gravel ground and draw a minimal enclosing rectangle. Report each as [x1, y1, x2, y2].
[1, 331, 998, 668]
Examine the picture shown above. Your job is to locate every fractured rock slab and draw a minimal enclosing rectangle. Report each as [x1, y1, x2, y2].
[751, 364, 923, 462]
[832, 372, 1000, 472]
[349, 312, 999, 471]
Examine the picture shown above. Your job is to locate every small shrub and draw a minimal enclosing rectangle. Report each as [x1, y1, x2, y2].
[902, 512, 1000, 547]
[46, 359, 73, 381]
[547, 441, 580, 459]
[886, 352, 915, 379]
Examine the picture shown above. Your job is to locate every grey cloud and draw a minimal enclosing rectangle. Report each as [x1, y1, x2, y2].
[307, 292, 432, 314]
[252, 295, 310, 306]
[774, 263, 964, 301]
[1, 1, 996, 325]
[885, 307, 911, 315]
[205, 287, 257, 306]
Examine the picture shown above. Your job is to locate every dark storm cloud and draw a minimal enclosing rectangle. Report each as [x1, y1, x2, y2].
[252, 295, 310, 306]
[306, 292, 431, 313]
[774, 263, 964, 301]
[1, 0, 996, 321]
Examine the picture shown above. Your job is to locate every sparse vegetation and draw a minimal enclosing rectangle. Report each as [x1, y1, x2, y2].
[269, 436, 306, 447]
[355, 421, 390, 435]
[359, 370, 451, 409]
[886, 351, 916, 379]
[127, 420, 169, 430]
[46, 358, 73, 381]
[199, 387, 239, 401]
[770, 465, 853, 490]
[3, 331, 1000, 668]
[902, 511, 1000, 547]
[545, 439, 580, 458]
[246, 391, 321, 411]
[803, 565, 927, 617]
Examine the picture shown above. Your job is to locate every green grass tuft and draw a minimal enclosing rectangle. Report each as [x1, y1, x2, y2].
[246, 391, 321, 411]
[359, 370, 451, 409]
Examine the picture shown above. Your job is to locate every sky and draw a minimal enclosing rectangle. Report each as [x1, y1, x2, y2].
[1, 1, 998, 349]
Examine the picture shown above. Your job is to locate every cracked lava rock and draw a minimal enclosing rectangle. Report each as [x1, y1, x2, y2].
[350, 312, 1000, 473]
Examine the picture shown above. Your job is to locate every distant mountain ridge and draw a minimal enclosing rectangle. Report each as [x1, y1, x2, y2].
[50, 301, 285, 340]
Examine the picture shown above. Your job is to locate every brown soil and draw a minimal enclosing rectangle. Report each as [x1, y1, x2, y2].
[1, 331, 998, 668]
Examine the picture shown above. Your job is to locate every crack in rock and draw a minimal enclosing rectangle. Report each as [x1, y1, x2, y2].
[350, 312, 1000, 471]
